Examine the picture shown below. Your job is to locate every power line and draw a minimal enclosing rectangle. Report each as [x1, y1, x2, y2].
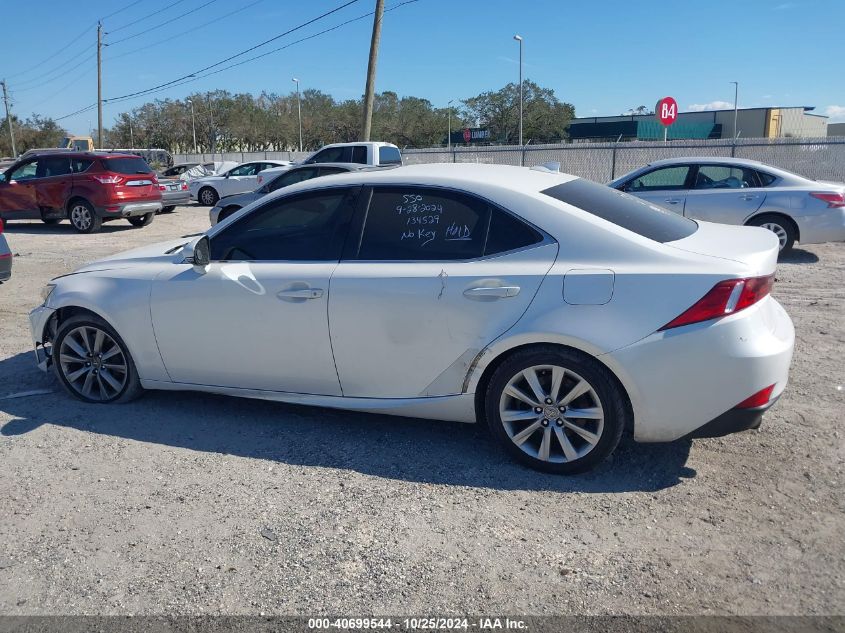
[106, 0, 418, 106]
[4, 24, 95, 82]
[103, 0, 361, 104]
[107, 0, 221, 46]
[106, 0, 191, 34]
[105, 0, 265, 62]
[100, 0, 145, 21]
[11, 52, 97, 93]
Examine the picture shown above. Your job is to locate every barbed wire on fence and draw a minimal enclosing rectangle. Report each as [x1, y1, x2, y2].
[173, 136, 845, 183]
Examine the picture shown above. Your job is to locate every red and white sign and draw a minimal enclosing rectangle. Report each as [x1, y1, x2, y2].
[462, 128, 472, 143]
[656, 96, 678, 126]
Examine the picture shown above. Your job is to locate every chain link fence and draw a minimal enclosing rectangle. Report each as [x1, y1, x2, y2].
[173, 137, 845, 183]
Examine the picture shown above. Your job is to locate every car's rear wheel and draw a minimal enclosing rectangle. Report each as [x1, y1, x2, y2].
[161, 206, 176, 213]
[198, 187, 219, 206]
[128, 213, 155, 227]
[68, 200, 102, 234]
[53, 314, 143, 404]
[484, 347, 626, 474]
[747, 214, 797, 253]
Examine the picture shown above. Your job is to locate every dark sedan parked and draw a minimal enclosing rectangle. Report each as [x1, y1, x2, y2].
[208, 163, 392, 225]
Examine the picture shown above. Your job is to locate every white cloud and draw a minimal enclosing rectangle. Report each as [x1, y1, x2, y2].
[687, 101, 734, 112]
[824, 105, 845, 122]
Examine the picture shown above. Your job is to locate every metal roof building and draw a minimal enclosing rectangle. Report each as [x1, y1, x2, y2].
[568, 106, 828, 141]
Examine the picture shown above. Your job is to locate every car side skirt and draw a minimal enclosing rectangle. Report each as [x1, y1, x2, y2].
[141, 380, 478, 423]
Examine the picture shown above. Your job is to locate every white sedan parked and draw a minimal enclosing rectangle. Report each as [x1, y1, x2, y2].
[189, 160, 291, 206]
[609, 157, 845, 252]
[30, 164, 794, 473]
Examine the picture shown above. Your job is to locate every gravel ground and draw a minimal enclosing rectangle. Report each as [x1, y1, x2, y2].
[0, 207, 842, 616]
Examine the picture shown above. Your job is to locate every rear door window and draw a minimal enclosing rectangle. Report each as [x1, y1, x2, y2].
[542, 178, 697, 243]
[71, 158, 94, 173]
[351, 146, 368, 164]
[694, 165, 758, 189]
[36, 156, 72, 177]
[102, 157, 153, 174]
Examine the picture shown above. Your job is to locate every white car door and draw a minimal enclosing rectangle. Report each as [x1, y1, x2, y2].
[149, 187, 359, 394]
[621, 164, 692, 214]
[218, 162, 261, 197]
[683, 163, 767, 224]
[329, 186, 558, 398]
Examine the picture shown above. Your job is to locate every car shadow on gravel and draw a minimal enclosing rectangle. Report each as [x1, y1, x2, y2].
[778, 248, 820, 264]
[0, 351, 695, 493]
[3, 222, 139, 235]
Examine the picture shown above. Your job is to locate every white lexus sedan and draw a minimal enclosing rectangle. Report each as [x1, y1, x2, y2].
[30, 164, 794, 474]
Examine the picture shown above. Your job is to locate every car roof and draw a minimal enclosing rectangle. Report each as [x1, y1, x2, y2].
[270, 163, 577, 196]
[646, 156, 766, 168]
[317, 141, 397, 149]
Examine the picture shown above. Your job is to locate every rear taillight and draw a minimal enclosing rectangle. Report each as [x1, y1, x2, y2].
[93, 173, 122, 184]
[735, 384, 775, 409]
[809, 192, 845, 208]
[659, 274, 774, 331]
[159, 184, 167, 191]
[181, 182, 188, 190]
[0, 218, 4, 233]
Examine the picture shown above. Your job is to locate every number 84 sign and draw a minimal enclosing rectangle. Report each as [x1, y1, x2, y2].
[656, 96, 678, 126]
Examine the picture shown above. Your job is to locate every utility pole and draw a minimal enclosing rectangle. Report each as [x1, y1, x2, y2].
[447, 100, 453, 150]
[1, 80, 16, 158]
[97, 22, 103, 149]
[292, 78, 302, 152]
[187, 98, 197, 154]
[361, 0, 385, 141]
[128, 116, 134, 147]
[513, 34, 523, 147]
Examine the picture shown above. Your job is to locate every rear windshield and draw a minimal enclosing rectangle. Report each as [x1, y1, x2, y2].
[541, 178, 697, 243]
[101, 157, 153, 174]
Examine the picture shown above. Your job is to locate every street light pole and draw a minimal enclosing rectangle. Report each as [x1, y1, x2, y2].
[730, 81, 739, 139]
[187, 98, 197, 154]
[447, 100, 453, 150]
[292, 77, 302, 153]
[513, 34, 523, 147]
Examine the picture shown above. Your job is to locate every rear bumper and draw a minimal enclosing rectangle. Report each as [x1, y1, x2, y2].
[603, 296, 794, 442]
[796, 208, 845, 245]
[97, 201, 162, 218]
[162, 191, 190, 206]
[686, 395, 779, 439]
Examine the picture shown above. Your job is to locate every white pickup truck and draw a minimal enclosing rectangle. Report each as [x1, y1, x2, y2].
[257, 141, 403, 187]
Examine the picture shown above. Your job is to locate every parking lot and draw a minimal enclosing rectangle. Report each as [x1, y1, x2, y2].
[0, 206, 842, 615]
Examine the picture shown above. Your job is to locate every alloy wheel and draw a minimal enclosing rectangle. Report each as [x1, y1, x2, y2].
[498, 364, 604, 463]
[70, 205, 92, 231]
[58, 325, 128, 401]
[761, 222, 788, 250]
[200, 189, 216, 205]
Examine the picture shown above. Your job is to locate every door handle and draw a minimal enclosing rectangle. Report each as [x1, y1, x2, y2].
[740, 194, 759, 201]
[277, 288, 323, 299]
[463, 286, 521, 299]
[664, 198, 682, 204]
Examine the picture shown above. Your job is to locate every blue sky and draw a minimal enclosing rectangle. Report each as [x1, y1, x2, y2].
[2, 0, 844, 136]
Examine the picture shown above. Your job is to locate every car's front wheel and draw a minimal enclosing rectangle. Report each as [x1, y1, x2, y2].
[68, 200, 102, 233]
[484, 347, 626, 474]
[198, 187, 219, 206]
[53, 314, 143, 403]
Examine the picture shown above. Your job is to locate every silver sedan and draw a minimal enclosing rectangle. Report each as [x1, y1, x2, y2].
[609, 157, 845, 252]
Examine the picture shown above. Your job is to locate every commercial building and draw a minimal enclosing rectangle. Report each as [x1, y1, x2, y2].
[568, 106, 828, 141]
[828, 122, 845, 137]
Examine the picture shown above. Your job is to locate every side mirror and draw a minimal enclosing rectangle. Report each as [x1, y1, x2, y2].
[183, 235, 210, 272]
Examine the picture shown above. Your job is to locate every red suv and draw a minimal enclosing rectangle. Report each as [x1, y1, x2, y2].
[0, 151, 162, 233]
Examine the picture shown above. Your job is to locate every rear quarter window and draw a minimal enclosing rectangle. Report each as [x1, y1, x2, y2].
[541, 178, 697, 243]
[102, 157, 153, 174]
[378, 146, 402, 166]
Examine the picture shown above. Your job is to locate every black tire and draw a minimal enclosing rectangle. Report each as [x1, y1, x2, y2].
[68, 199, 102, 234]
[198, 186, 219, 206]
[128, 212, 155, 227]
[218, 205, 241, 223]
[161, 206, 176, 214]
[484, 346, 627, 474]
[747, 213, 797, 253]
[52, 314, 144, 404]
